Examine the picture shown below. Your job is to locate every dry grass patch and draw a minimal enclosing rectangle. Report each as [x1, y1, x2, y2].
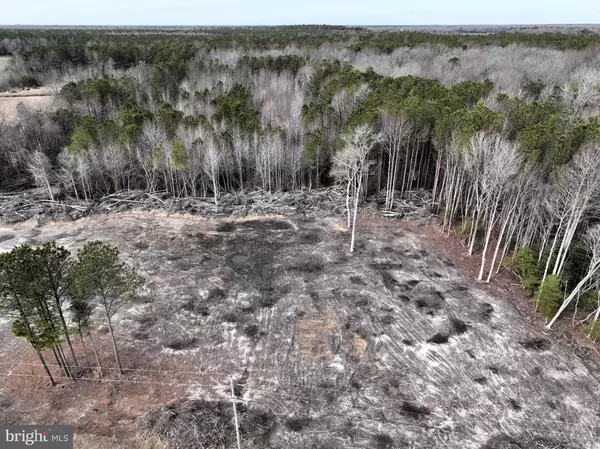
[299, 310, 338, 360]
[0, 96, 53, 122]
[352, 333, 367, 359]
[332, 222, 347, 232]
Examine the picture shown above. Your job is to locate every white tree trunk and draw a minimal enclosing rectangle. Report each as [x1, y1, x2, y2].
[546, 268, 599, 328]
[350, 175, 362, 253]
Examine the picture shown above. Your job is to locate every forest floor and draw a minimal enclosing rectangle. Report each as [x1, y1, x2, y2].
[1, 211, 600, 449]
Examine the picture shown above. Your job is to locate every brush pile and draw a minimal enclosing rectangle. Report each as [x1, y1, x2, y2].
[0, 188, 347, 224]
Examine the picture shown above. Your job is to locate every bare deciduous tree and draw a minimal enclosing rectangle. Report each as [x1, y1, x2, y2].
[27, 151, 55, 200]
[542, 144, 600, 283]
[379, 111, 413, 210]
[332, 124, 381, 253]
[203, 135, 222, 205]
[547, 225, 600, 329]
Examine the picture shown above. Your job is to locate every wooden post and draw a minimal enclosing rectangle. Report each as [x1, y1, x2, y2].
[229, 375, 242, 449]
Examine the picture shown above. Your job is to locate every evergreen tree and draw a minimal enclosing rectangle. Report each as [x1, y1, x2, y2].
[0, 246, 68, 385]
[536, 275, 563, 321]
[70, 241, 142, 375]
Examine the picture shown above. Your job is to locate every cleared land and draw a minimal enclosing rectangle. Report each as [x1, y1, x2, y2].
[0, 86, 55, 121]
[0, 213, 600, 449]
[0, 94, 53, 121]
[0, 56, 10, 71]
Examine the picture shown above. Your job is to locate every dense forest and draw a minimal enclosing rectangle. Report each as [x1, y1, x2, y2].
[1, 26, 600, 337]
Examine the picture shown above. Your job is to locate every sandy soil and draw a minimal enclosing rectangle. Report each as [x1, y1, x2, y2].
[0, 95, 53, 120]
[0, 56, 10, 71]
[1, 212, 599, 449]
[0, 86, 56, 120]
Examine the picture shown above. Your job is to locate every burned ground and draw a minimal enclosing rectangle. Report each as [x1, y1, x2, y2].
[1, 212, 600, 448]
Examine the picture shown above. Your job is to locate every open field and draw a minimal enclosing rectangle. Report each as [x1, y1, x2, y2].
[0, 94, 54, 120]
[1, 212, 600, 448]
[0, 87, 55, 121]
[0, 56, 10, 71]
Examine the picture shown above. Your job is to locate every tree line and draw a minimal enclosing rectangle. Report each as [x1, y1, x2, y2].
[1, 28, 600, 337]
[0, 241, 141, 384]
[2, 26, 599, 69]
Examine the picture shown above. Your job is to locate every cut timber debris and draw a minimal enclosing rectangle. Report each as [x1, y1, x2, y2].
[0, 188, 346, 224]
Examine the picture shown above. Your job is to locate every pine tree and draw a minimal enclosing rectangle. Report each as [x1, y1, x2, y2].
[70, 241, 142, 375]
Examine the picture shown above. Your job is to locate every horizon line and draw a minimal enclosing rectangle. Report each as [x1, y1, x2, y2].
[1, 23, 600, 27]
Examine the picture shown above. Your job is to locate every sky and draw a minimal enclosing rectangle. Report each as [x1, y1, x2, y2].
[2, 0, 600, 26]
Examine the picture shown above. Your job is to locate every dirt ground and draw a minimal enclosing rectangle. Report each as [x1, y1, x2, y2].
[1, 212, 600, 449]
[0, 56, 10, 71]
[0, 87, 54, 121]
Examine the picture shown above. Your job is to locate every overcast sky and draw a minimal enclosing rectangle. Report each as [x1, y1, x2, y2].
[2, 0, 599, 26]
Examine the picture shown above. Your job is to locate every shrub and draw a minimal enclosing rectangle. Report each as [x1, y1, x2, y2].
[584, 321, 600, 341]
[142, 401, 233, 448]
[257, 293, 278, 308]
[535, 275, 563, 320]
[401, 401, 431, 417]
[522, 79, 546, 99]
[163, 335, 197, 350]
[290, 255, 325, 273]
[285, 416, 311, 432]
[456, 218, 475, 240]
[243, 324, 260, 338]
[505, 247, 541, 296]
[579, 291, 598, 312]
[239, 409, 277, 444]
[372, 433, 395, 449]
[222, 311, 240, 323]
[520, 338, 551, 351]
[19, 75, 40, 88]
